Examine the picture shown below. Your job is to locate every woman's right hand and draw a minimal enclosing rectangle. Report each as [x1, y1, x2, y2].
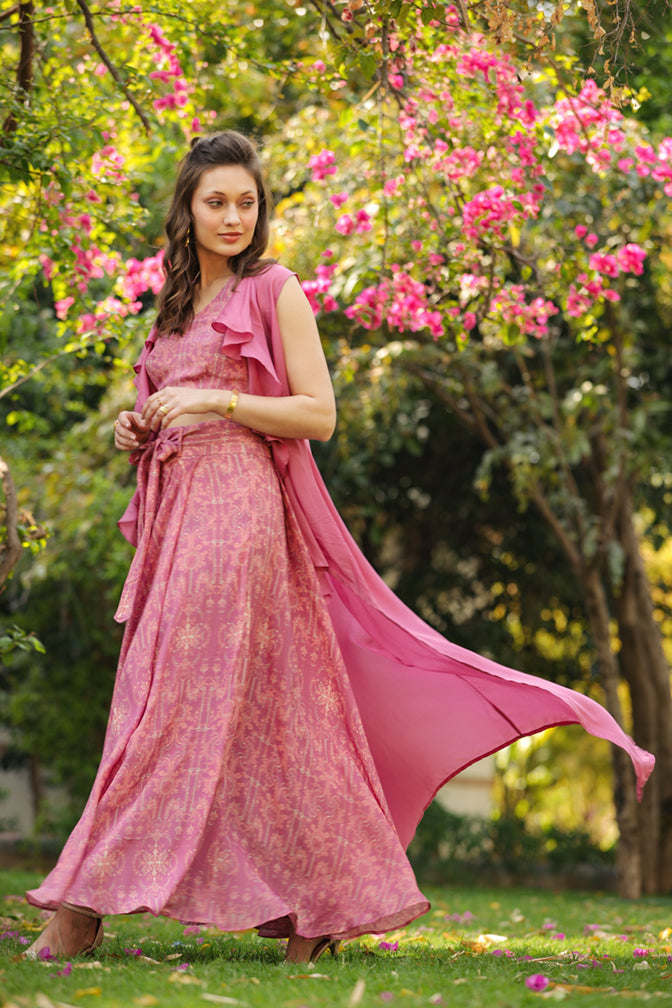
[114, 411, 151, 452]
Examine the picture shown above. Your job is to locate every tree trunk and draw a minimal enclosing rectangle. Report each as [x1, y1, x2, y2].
[0, 457, 22, 591]
[614, 495, 672, 893]
[582, 565, 642, 898]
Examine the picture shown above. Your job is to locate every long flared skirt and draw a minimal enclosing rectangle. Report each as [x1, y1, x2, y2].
[27, 420, 428, 939]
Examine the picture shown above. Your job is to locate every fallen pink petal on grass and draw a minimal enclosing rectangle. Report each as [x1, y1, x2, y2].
[525, 974, 550, 991]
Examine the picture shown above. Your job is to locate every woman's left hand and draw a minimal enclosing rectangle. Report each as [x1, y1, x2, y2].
[142, 387, 216, 430]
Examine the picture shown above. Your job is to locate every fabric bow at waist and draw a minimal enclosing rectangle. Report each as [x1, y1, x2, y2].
[114, 427, 187, 624]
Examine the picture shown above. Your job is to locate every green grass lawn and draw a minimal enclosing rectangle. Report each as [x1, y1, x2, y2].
[1, 869, 671, 1007]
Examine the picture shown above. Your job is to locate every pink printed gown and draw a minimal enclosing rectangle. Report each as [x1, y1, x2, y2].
[27, 265, 654, 939]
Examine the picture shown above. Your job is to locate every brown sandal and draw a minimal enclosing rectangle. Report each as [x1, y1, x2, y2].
[285, 933, 340, 963]
[25, 901, 104, 960]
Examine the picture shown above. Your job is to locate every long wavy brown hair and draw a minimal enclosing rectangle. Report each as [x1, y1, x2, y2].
[154, 131, 275, 336]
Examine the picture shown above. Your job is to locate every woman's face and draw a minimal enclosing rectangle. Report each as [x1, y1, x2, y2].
[190, 164, 259, 266]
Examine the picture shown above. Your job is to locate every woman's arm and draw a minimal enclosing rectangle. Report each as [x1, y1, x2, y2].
[141, 276, 337, 441]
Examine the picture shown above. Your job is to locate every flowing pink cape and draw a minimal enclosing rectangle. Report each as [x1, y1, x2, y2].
[118, 265, 654, 849]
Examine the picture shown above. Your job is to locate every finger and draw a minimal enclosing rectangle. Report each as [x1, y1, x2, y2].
[129, 415, 148, 435]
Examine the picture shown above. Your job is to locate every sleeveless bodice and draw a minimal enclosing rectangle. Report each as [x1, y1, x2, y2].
[146, 284, 248, 393]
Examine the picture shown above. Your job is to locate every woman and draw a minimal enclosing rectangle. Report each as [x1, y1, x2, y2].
[26, 131, 654, 964]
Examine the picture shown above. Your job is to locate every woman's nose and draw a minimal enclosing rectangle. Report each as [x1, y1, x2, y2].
[223, 203, 240, 224]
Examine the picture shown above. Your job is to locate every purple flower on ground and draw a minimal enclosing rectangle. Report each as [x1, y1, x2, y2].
[491, 949, 513, 957]
[18, 937, 29, 945]
[551, 932, 565, 940]
[38, 946, 55, 961]
[378, 940, 399, 952]
[0, 930, 19, 940]
[380, 993, 394, 1002]
[124, 947, 142, 956]
[177, 962, 190, 970]
[633, 948, 652, 957]
[50, 962, 72, 977]
[525, 974, 550, 991]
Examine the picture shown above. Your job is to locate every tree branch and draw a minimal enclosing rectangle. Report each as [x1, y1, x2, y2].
[74, 0, 152, 135]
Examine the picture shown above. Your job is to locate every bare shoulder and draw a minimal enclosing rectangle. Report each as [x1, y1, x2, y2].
[276, 274, 319, 333]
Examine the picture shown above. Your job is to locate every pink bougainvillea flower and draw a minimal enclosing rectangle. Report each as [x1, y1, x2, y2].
[55, 296, 75, 320]
[329, 191, 349, 209]
[525, 974, 550, 991]
[633, 948, 652, 957]
[383, 176, 403, 198]
[308, 149, 337, 182]
[551, 933, 565, 941]
[378, 940, 399, 952]
[38, 945, 55, 961]
[335, 213, 355, 236]
[39, 254, 55, 280]
[124, 947, 142, 956]
[355, 208, 373, 232]
[588, 252, 620, 278]
[616, 243, 647, 274]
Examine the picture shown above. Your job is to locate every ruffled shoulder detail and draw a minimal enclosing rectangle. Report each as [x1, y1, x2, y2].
[210, 264, 296, 400]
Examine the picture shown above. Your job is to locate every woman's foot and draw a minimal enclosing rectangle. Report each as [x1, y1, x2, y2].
[285, 933, 340, 963]
[25, 902, 104, 960]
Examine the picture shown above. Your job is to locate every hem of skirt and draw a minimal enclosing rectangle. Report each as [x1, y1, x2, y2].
[26, 889, 430, 941]
[256, 899, 431, 940]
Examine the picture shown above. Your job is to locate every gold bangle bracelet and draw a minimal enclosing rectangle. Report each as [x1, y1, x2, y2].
[225, 390, 239, 419]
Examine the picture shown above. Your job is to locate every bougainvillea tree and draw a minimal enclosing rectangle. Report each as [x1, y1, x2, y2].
[265, 9, 672, 895]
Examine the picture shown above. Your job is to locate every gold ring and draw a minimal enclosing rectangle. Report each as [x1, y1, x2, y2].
[158, 403, 169, 415]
